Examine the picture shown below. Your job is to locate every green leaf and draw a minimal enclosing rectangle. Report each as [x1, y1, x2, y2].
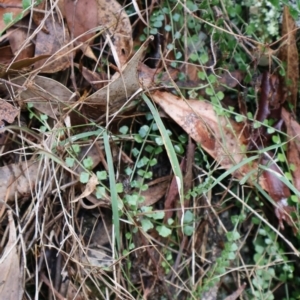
[22, 0, 31, 9]
[205, 87, 214, 96]
[277, 153, 285, 162]
[183, 210, 194, 224]
[131, 148, 139, 157]
[167, 218, 174, 225]
[40, 114, 48, 121]
[229, 243, 238, 252]
[145, 145, 154, 153]
[235, 115, 244, 122]
[174, 31, 181, 39]
[141, 218, 154, 232]
[174, 144, 184, 154]
[172, 13, 180, 22]
[137, 156, 149, 168]
[165, 24, 172, 31]
[3, 13, 13, 25]
[199, 52, 209, 64]
[95, 186, 106, 199]
[71, 144, 80, 155]
[153, 20, 163, 28]
[134, 134, 143, 143]
[125, 194, 139, 206]
[139, 125, 150, 138]
[116, 183, 123, 193]
[291, 195, 298, 203]
[227, 252, 236, 260]
[157, 225, 172, 237]
[216, 91, 224, 101]
[183, 225, 194, 236]
[198, 71, 206, 80]
[150, 211, 164, 220]
[226, 231, 240, 242]
[80, 172, 90, 183]
[65, 157, 75, 168]
[272, 135, 280, 144]
[83, 157, 93, 170]
[97, 171, 107, 180]
[119, 125, 129, 134]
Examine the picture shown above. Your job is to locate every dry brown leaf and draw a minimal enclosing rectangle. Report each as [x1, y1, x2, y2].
[282, 108, 300, 192]
[0, 45, 15, 64]
[75, 63, 107, 90]
[11, 75, 74, 118]
[63, 0, 98, 43]
[81, 36, 153, 119]
[224, 283, 247, 300]
[279, 6, 299, 112]
[7, 19, 35, 61]
[0, 54, 51, 77]
[0, 161, 38, 202]
[0, 99, 19, 125]
[0, 210, 23, 299]
[139, 180, 169, 208]
[34, 15, 72, 73]
[72, 173, 99, 203]
[63, 0, 132, 66]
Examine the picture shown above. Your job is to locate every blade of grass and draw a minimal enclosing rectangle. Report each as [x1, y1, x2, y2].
[142, 93, 184, 222]
[103, 130, 120, 251]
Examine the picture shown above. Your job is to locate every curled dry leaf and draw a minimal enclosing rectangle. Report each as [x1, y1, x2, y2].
[63, 0, 132, 66]
[279, 6, 299, 112]
[0, 210, 23, 299]
[72, 173, 99, 203]
[74, 63, 107, 90]
[82, 36, 153, 119]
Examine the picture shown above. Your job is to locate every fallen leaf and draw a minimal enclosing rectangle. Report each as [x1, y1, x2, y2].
[11, 75, 74, 118]
[75, 63, 107, 90]
[34, 15, 72, 73]
[63, 0, 132, 66]
[0, 210, 23, 299]
[282, 108, 300, 192]
[7, 19, 34, 61]
[139, 180, 169, 208]
[0, 161, 38, 203]
[0, 99, 19, 125]
[81, 36, 153, 119]
[72, 173, 99, 203]
[0, 54, 51, 77]
[279, 6, 299, 112]
[224, 283, 246, 300]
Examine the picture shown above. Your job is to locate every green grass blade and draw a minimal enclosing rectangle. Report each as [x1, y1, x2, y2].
[142, 93, 184, 213]
[103, 130, 120, 251]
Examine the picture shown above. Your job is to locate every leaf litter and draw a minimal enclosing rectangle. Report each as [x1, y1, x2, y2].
[0, 0, 299, 299]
